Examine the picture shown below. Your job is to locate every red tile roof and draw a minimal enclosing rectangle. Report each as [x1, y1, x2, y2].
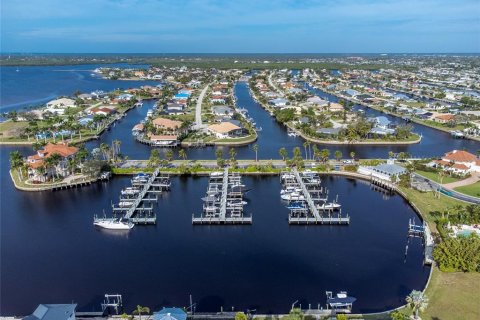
[443, 150, 477, 163]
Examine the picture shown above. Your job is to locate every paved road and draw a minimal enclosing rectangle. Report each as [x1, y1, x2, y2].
[195, 84, 209, 128]
[267, 72, 284, 97]
[412, 173, 480, 204]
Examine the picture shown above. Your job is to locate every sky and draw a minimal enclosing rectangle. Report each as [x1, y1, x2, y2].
[1, 0, 479, 53]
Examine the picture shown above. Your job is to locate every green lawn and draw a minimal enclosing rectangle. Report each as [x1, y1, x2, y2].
[454, 181, 480, 198]
[415, 170, 461, 184]
[0, 120, 29, 137]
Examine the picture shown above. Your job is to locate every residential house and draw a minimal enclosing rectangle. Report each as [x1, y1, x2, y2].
[152, 117, 183, 134]
[212, 106, 234, 117]
[432, 114, 455, 124]
[433, 149, 480, 174]
[268, 98, 288, 108]
[45, 98, 76, 115]
[208, 122, 243, 139]
[27, 143, 79, 180]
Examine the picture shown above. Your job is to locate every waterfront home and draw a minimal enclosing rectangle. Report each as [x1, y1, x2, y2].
[212, 105, 234, 117]
[88, 107, 116, 117]
[27, 143, 79, 180]
[358, 162, 406, 182]
[307, 96, 329, 108]
[152, 117, 183, 133]
[432, 113, 455, 124]
[327, 102, 344, 112]
[153, 308, 187, 320]
[118, 93, 134, 101]
[77, 93, 94, 100]
[342, 89, 360, 97]
[433, 150, 480, 174]
[369, 127, 396, 137]
[268, 98, 288, 108]
[24, 304, 77, 320]
[78, 116, 94, 126]
[44, 98, 76, 115]
[165, 102, 185, 114]
[316, 127, 342, 137]
[207, 122, 243, 139]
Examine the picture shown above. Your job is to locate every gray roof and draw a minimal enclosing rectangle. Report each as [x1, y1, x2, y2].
[316, 127, 341, 135]
[25, 304, 77, 320]
[212, 106, 234, 114]
[373, 164, 406, 176]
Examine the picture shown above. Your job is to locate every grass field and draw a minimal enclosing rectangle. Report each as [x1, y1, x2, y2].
[0, 120, 29, 137]
[422, 268, 480, 320]
[454, 181, 480, 198]
[415, 170, 461, 184]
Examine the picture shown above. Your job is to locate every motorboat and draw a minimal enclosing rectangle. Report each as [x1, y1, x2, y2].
[94, 219, 134, 230]
[280, 186, 302, 195]
[317, 202, 342, 210]
[287, 202, 306, 210]
[118, 201, 134, 208]
[132, 173, 149, 183]
[210, 171, 224, 177]
[281, 192, 305, 201]
[121, 187, 140, 195]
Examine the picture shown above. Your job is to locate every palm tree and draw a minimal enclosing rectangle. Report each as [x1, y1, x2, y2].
[388, 151, 394, 159]
[112, 140, 121, 162]
[229, 148, 237, 161]
[279, 147, 288, 161]
[49, 153, 62, 179]
[350, 151, 356, 164]
[320, 149, 330, 164]
[165, 149, 174, 162]
[406, 290, 428, 320]
[132, 305, 150, 320]
[9, 151, 24, 180]
[252, 144, 259, 162]
[178, 149, 187, 161]
[303, 141, 309, 160]
[100, 143, 110, 161]
[334, 150, 342, 162]
[215, 148, 223, 160]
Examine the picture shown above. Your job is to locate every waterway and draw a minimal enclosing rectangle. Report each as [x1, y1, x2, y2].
[0, 160, 430, 314]
[0, 64, 472, 315]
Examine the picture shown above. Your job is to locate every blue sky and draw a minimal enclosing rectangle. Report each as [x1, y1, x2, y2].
[1, 0, 479, 53]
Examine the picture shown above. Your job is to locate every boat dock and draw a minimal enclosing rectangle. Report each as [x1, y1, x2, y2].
[96, 168, 171, 225]
[281, 169, 350, 225]
[192, 168, 252, 225]
[408, 218, 434, 265]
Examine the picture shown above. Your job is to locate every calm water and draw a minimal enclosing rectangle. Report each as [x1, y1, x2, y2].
[0, 64, 472, 315]
[0, 159, 429, 314]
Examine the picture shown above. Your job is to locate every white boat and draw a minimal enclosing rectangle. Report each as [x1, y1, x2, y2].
[210, 171, 224, 177]
[317, 202, 342, 210]
[121, 187, 140, 195]
[118, 201, 134, 207]
[280, 186, 302, 195]
[281, 192, 305, 201]
[94, 219, 134, 230]
[227, 201, 247, 206]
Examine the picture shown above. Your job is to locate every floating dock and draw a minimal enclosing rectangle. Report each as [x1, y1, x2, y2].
[192, 168, 252, 225]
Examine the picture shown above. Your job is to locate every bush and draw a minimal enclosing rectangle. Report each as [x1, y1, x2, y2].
[343, 165, 358, 172]
[433, 234, 480, 272]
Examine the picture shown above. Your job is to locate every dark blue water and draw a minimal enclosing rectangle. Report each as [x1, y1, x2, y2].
[0, 64, 154, 113]
[0, 147, 429, 315]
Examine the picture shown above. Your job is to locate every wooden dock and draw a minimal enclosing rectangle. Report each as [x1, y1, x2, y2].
[193, 168, 252, 225]
[282, 169, 350, 225]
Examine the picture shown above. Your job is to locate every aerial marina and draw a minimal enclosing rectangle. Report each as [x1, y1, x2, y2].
[1, 53, 480, 318]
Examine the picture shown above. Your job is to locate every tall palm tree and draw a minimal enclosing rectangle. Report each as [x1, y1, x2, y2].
[165, 149, 174, 162]
[350, 151, 356, 164]
[334, 150, 342, 162]
[9, 151, 23, 180]
[178, 149, 187, 161]
[112, 140, 121, 162]
[303, 141, 309, 160]
[49, 153, 62, 179]
[279, 147, 288, 161]
[100, 143, 110, 161]
[252, 144, 259, 162]
[406, 290, 428, 320]
[132, 305, 150, 320]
